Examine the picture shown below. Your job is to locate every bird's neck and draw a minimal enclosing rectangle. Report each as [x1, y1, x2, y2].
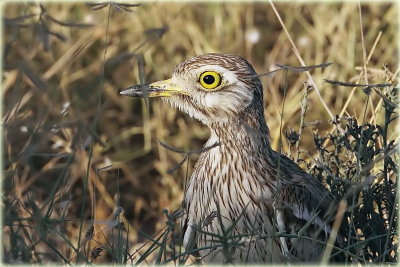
[206, 108, 272, 154]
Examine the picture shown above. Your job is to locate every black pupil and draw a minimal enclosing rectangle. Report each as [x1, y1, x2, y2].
[203, 75, 215, 85]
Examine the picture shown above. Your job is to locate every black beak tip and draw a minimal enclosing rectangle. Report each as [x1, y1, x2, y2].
[120, 86, 142, 97]
[119, 90, 129, 96]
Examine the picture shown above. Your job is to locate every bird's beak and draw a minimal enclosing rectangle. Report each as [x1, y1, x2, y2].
[120, 79, 188, 98]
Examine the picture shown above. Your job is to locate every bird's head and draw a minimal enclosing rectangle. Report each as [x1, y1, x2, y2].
[121, 53, 264, 125]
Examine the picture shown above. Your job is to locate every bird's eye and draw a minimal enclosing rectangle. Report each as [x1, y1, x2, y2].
[199, 71, 222, 90]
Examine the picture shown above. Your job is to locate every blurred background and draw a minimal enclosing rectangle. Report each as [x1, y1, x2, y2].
[2, 1, 398, 263]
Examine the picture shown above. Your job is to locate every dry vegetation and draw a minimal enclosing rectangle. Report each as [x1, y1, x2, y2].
[2, 1, 398, 264]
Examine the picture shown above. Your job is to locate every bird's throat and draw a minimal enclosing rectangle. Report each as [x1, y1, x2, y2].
[206, 109, 271, 152]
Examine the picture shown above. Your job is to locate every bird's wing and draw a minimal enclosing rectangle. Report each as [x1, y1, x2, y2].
[276, 153, 338, 234]
[274, 155, 342, 261]
[281, 173, 335, 233]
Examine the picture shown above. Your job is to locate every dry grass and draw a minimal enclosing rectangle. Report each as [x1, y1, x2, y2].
[2, 1, 398, 264]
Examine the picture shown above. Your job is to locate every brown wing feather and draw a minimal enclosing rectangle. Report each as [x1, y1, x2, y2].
[275, 153, 341, 261]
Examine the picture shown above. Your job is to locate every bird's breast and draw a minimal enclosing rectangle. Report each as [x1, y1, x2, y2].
[184, 137, 277, 230]
[183, 141, 283, 262]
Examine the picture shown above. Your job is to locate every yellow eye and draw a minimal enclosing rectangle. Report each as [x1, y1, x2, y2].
[199, 71, 222, 90]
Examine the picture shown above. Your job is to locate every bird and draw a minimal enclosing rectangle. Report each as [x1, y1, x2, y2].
[120, 53, 342, 263]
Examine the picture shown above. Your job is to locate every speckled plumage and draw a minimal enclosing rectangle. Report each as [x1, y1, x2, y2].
[121, 53, 341, 263]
